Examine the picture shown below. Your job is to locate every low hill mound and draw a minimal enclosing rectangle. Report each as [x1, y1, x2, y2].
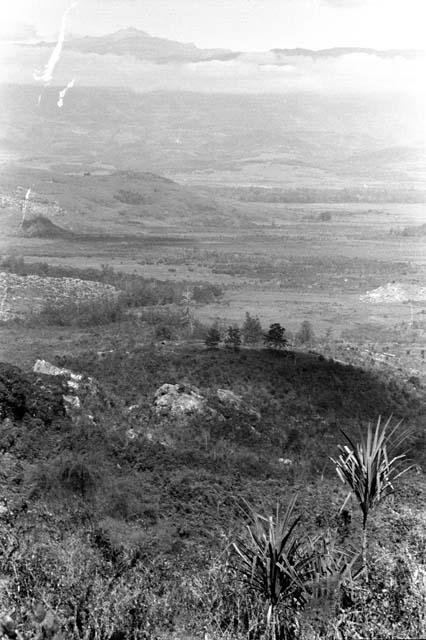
[20, 215, 75, 238]
[0, 165, 229, 235]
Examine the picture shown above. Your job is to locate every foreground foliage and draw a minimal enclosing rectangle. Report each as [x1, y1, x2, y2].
[331, 417, 413, 575]
[0, 343, 424, 639]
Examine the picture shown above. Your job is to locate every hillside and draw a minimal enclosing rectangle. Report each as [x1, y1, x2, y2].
[0, 338, 424, 638]
[0, 165, 230, 236]
[1, 85, 425, 190]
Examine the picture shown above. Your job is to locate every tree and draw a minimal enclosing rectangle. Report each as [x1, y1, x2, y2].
[264, 323, 288, 350]
[331, 417, 412, 579]
[205, 324, 221, 349]
[242, 312, 263, 344]
[295, 320, 315, 346]
[224, 325, 242, 351]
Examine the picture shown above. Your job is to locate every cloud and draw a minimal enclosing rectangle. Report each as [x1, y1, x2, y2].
[322, 0, 370, 6]
[0, 22, 38, 42]
[1, 42, 426, 97]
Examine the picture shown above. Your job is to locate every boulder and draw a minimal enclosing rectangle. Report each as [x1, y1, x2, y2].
[216, 388, 242, 407]
[153, 383, 205, 418]
[62, 395, 81, 416]
[32, 360, 104, 426]
[33, 359, 83, 383]
[216, 388, 261, 420]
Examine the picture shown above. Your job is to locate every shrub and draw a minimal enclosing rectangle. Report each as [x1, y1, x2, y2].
[295, 320, 316, 346]
[232, 496, 310, 637]
[232, 497, 356, 638]
[224, 326, 242, 352]
[28, 297, 127, 327]
[205, 325, 221, 349]
[155, 324, 177, 341]
[32, 453, 102, 498]
[318, 211, 332, 222]
[242, 312, 263, 344]
[113, 189, 148, 205]
[264, 323, 288, 350]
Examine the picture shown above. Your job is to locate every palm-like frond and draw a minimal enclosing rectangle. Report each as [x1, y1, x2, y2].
[232, 496, 313, 609]
[331, 416, 412, 524]
[305, 529, 360, 607]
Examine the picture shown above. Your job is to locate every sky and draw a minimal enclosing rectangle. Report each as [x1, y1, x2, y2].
[1, 0, 426, 50]
[0, 0, 426, 103]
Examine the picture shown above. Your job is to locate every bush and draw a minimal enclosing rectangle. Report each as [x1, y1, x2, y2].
[295, 320, 316, 346]
[205, 325, 221, 349]
[28, 297, 127, 327]
[224, 326, 242, 352]
[32, 453, 102, 498]
[155, 324, 177, 341]
[0, 256, 223, 311]
[242, 312, 263, 344]
[318, 211, 332, 222]
[264, 323, 288, 350]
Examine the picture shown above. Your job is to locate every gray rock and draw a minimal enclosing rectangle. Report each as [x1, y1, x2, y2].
[153, 383, 205, 417]
[217, 388, 260, 420]
[33, 359, 83, 383]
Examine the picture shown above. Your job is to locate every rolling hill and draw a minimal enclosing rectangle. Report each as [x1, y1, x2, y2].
[0, 165, 231, 236]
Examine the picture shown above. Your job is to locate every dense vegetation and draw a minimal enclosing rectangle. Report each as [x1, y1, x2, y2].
[0, 336, 425, 639]
[0, 256, 223, 329]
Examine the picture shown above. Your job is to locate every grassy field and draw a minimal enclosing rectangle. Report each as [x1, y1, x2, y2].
[2, 194, 425, 353]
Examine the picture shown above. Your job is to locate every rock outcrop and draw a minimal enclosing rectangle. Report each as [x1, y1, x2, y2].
[32, 359, 98, 420]
[153, 383, 205, 418]
[153, 383, 260, 422]
[216, 388, 261, 419]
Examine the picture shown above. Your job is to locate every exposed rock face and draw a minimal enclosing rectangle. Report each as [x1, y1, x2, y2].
[152, 384, 261, 422]
[216, 388, 241, 406]
[153, 383, 205, 417]
[33, 359, 83, 383]
[32, 359, 98, 421]
[216, 388, 261, 420]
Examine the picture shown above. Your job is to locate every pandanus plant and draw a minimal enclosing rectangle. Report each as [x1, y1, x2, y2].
[232, 496, 316, 639]
[331, 416, 412, 577]
[232, 497, 360, 638]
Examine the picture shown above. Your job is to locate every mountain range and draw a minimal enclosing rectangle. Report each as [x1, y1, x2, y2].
[33, 28, 424, 64]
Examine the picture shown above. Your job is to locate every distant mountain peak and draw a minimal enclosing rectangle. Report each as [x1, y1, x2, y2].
[109, 27, 161, 40]
[270, 46, 424, 59]
[64, 28, 235, 64]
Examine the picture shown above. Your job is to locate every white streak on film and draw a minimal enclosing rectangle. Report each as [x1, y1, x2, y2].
[21, 187, 32, 225]
[57, 78, 76, 108]
[33, 2, 77, 84]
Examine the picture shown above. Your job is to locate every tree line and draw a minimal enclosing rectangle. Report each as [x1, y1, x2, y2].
[205, 313, 316, 351]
